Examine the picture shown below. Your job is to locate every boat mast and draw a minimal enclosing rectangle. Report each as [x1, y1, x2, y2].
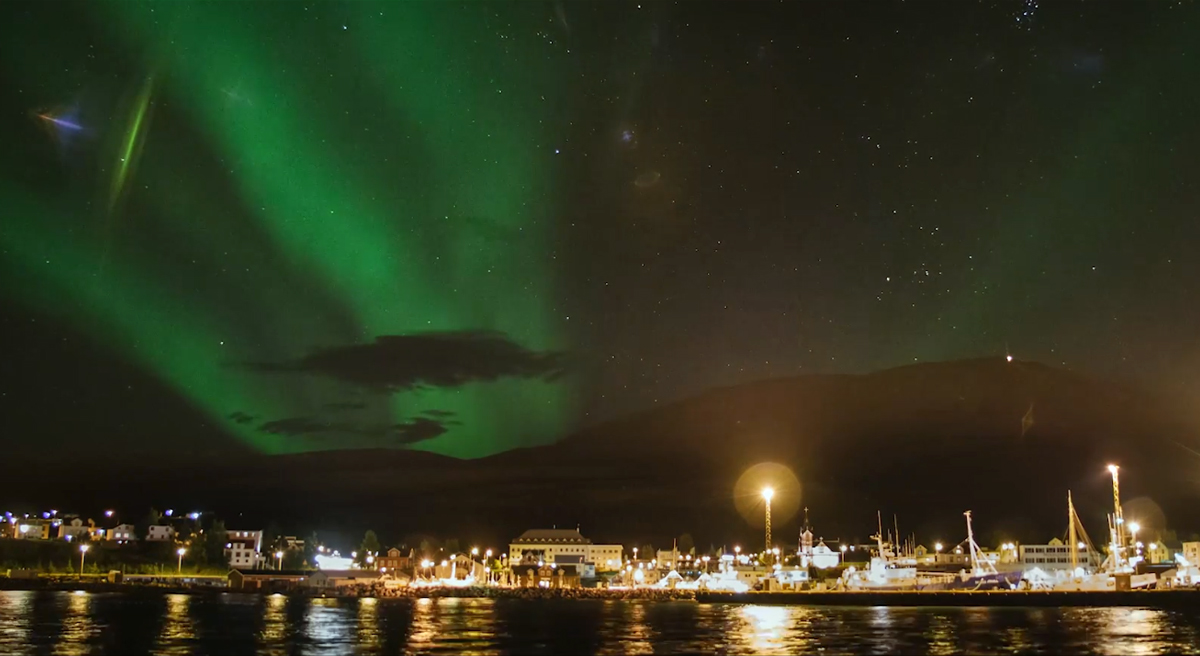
[874, 511, 886, 559]
[1068, 491, 1078, 571]
[965, 510, 979, 575]
[1108, 464, 1125, 571]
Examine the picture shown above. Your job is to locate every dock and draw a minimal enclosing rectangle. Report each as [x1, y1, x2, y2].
[696, 589, 1200, 607]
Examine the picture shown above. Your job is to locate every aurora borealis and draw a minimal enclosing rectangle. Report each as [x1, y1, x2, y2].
[2, 1, 573, 457]
[3, 1, 1200, 460]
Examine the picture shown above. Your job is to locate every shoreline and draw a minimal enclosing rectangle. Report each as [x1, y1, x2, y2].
[3, 580, 1199, 607]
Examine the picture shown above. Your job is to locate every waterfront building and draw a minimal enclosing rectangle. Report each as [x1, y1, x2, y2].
[308, 569, 384, 589]
[1145, 540, 1179, 565]
[225, 529, 264, 569]
[1019, 538, 1102, 570]
[227, 569, 310, 591]
[376, 547, 415, 574]
[508, 528, 623, 572]
[655, 547, 694, 571]
[806, 541, 841, 569]
[1182, 542, 1200, 567]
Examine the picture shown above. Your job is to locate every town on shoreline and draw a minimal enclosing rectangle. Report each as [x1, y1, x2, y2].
[4, 465, 1198, 600]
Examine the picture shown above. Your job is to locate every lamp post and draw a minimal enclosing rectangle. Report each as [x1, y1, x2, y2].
[177, 547, 186, 574]
[485, 549, 493, 583]
[275, 550, 284, 570]
[761, 487, 775, 560]
[79, 544, 89, 578]
[1108, 464, 1125, 569]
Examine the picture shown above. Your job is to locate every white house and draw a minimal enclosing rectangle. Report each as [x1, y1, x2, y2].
[59, 518, 97, 542]
[807, 541, 842, 569]
[108, 524, 137, 542]
[146, 525, 176, 542]
[225, 529, 264, 569]
[1182, 542, 1200, 566]
[1019, 538, 1101, 571]
[655, 548, 696, 571]
[509, 529, 624, 572]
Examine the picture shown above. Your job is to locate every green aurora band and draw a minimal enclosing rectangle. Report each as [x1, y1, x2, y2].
[0, 2, 573, 457]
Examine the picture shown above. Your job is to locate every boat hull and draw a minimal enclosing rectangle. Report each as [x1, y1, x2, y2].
[921, 570, 1023, 591]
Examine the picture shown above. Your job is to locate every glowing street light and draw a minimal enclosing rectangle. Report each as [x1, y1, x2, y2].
[935, 543, 943, 553]
[79, 544, 89, 578]
[275, 550, 284, 570]
[177, 547, 187, 573]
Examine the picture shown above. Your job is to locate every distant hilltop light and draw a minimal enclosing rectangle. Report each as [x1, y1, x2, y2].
[1006, 355, 1013, 362]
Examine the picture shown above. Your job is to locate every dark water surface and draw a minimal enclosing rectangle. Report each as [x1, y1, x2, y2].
[1, 590, 1199, 655]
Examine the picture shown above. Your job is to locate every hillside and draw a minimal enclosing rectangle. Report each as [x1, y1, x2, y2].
[8, 358, 1199, 551]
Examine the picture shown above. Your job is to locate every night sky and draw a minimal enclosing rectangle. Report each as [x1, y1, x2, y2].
[2, 1, 1199, 459]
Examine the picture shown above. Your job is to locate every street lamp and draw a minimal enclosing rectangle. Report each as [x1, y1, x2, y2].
[761, 487, 775, 557]
[935, 542, 943, 553]
[276, 550, 284, 570]
[177, 547, 187, 573]
[79, 544, 89, 578]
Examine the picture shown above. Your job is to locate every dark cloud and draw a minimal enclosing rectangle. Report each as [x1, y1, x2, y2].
[258, 417, 333, 436]
[421, 409, 456, 418]
[392, 417, 452, 444]
[256, 414, 454, 446]
[245, 331, 565, 392]
[228, 411, 256, 425]
[325, 401, 368, 411]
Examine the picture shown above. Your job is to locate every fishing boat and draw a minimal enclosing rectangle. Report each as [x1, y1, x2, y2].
[1026, 466, 1156, 591]
[918, 511, 1022, 591]
[840, 513, 922, 590]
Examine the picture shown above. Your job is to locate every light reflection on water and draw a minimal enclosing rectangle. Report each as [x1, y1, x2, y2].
[57, 589, 96, 655]
[737, 605, 790, 653]
[153, 593, 196, 655]
[0, 591, 1197, 655]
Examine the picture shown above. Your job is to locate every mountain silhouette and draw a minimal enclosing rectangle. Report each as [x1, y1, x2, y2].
[10, 358, 1200, 551]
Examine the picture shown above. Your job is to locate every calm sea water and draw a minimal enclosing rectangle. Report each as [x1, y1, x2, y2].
[0, 590, 1198, 655]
